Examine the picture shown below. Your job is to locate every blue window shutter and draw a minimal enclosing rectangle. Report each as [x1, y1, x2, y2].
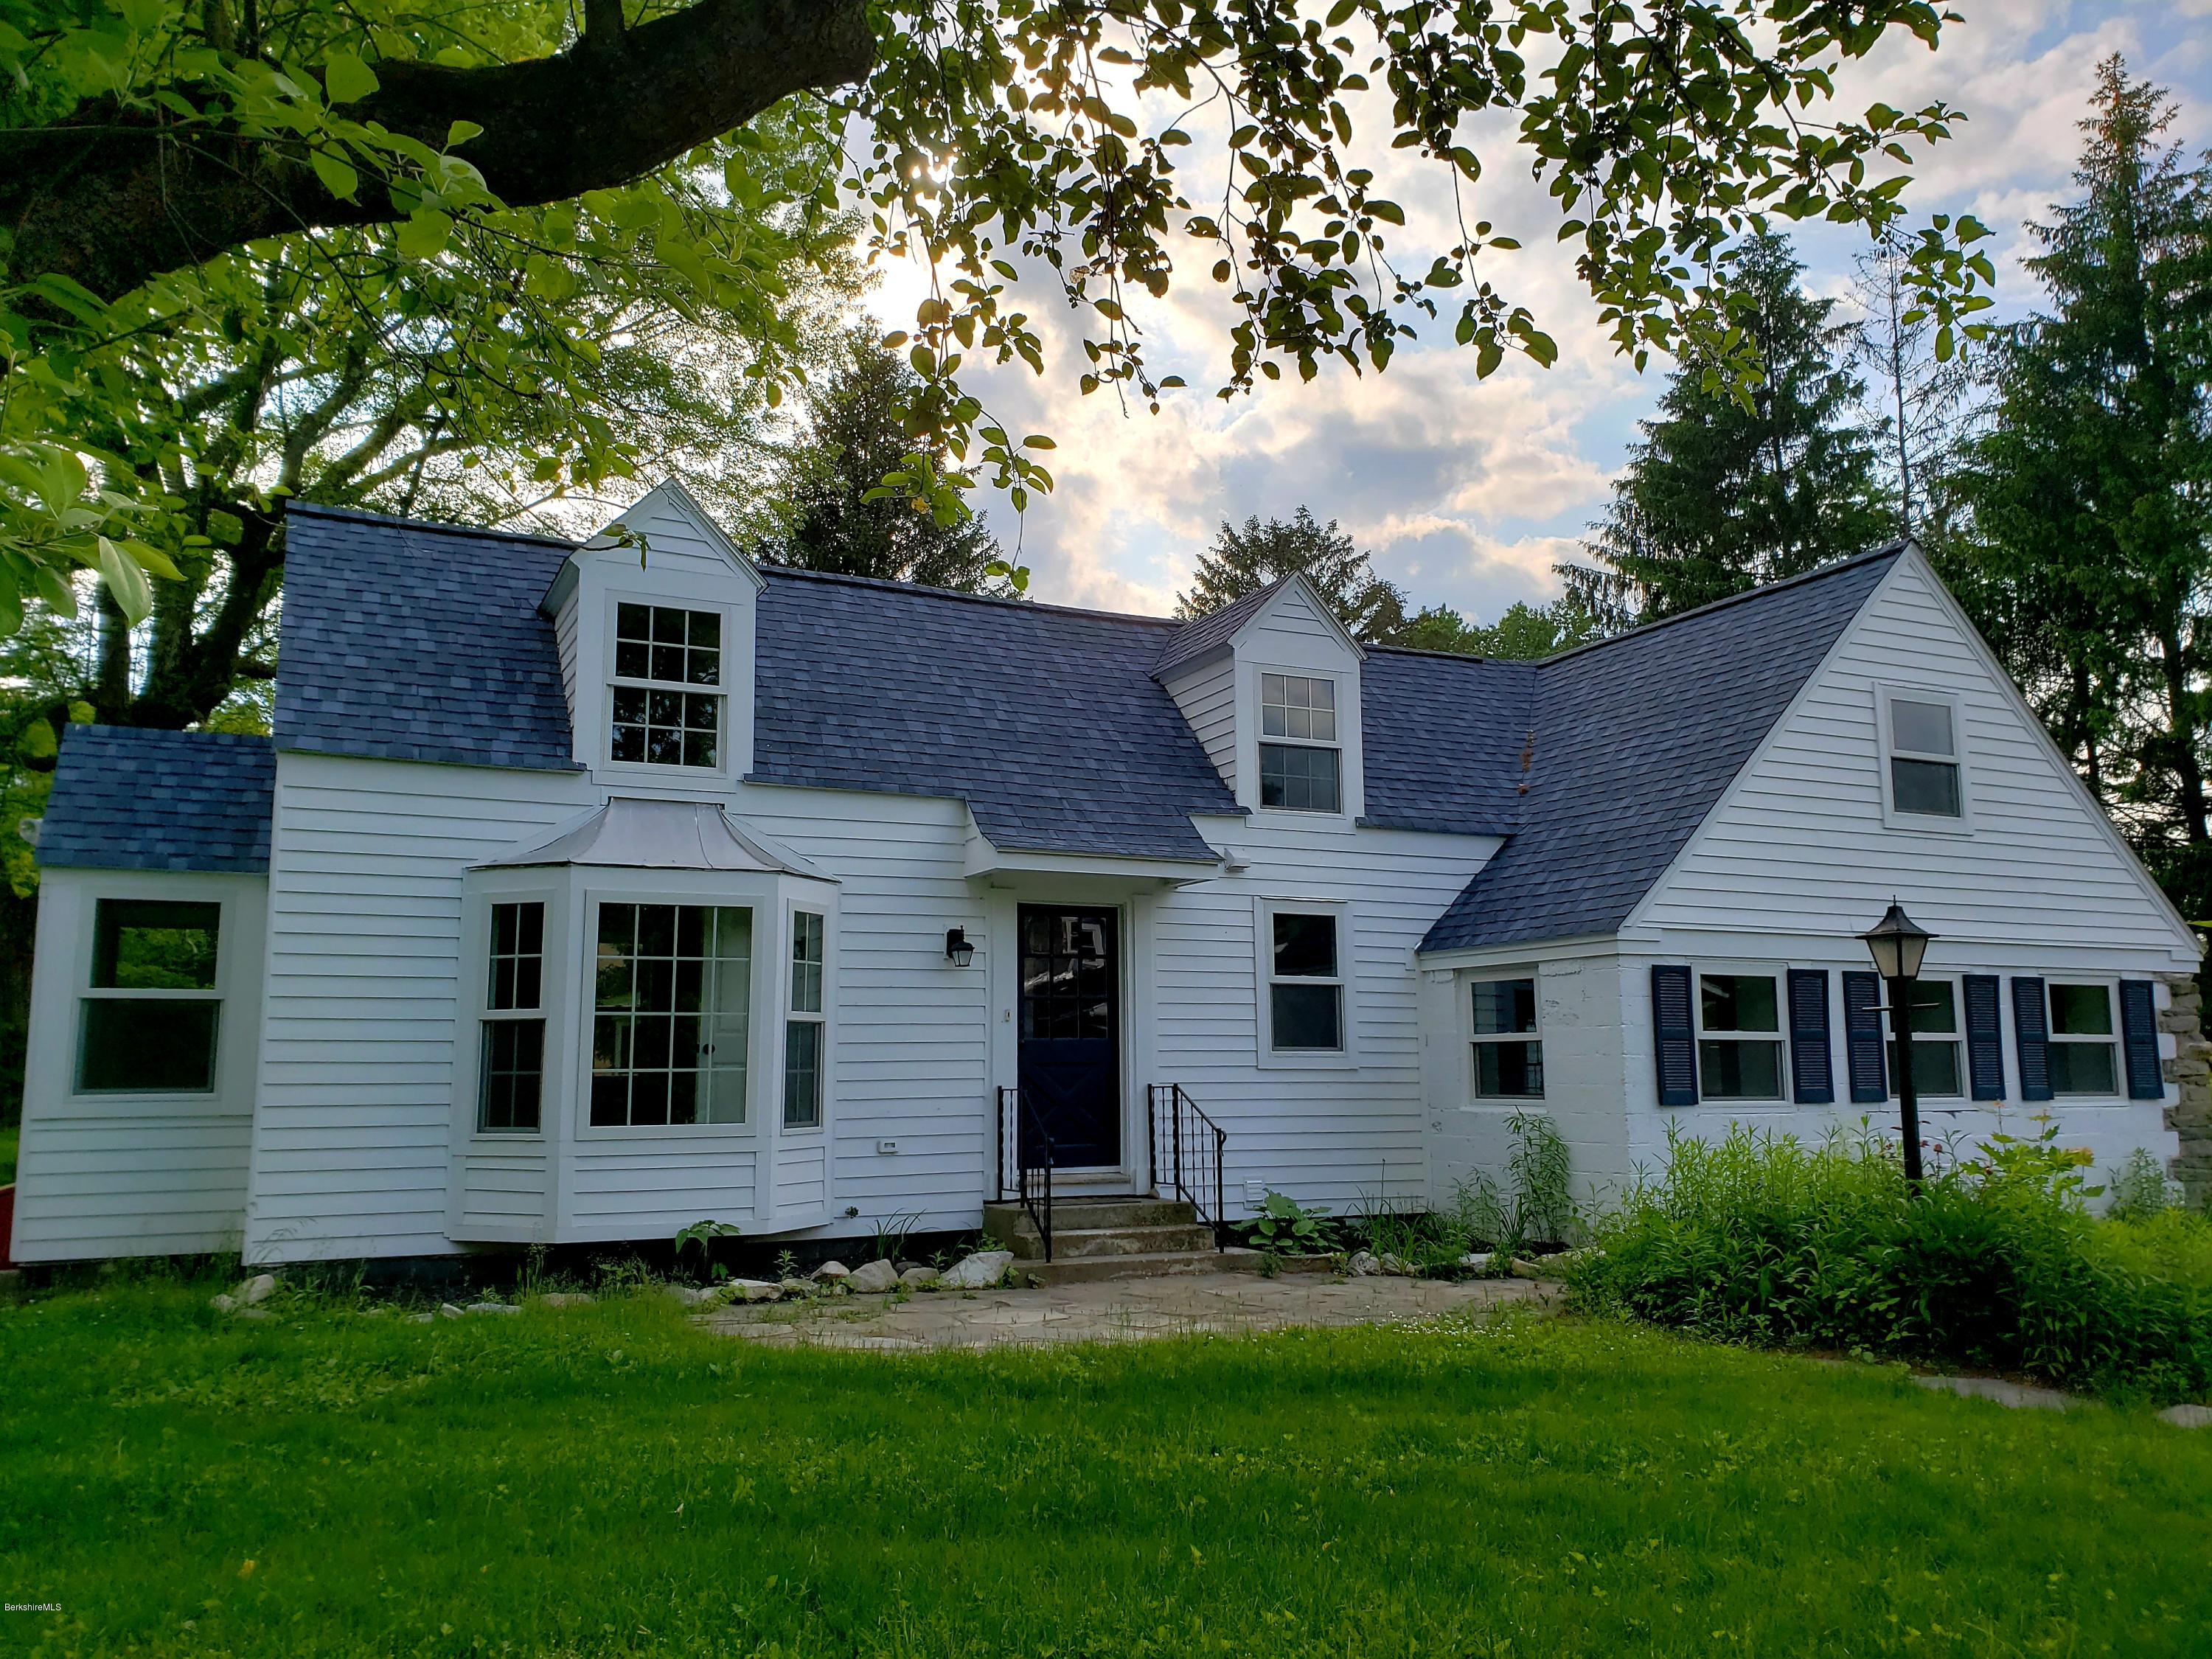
[1787, 969, 1833, 1105]
[1652, 965, 1698, 1107]
[2120, 980, 2163, 1100]
[2011, 977, 2052, 1102]
[1841, 971, 1887, 1105]
[1962, 974, 2005, 1101]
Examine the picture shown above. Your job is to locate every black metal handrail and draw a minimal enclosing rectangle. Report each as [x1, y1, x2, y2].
[1147, 1083, 1228, 1250]
[996, 1085, 1055, 1262]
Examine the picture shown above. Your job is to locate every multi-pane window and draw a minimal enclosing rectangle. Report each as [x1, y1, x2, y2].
[1267, 911, 1344, 1052]
[1259, 672, 1342, 813]
[783, 911, 825, 1130]
[1886, 694, 1964, 819]
[1888, 979, 1964, 1098]
[2047, 982, 2119, 1096]
[77, 899, 221, 1093]
[610, 602, 722, 768]
[591, 902, 751, 1127]
[1470, 977, 1543, 1098]
[479, 901, 546, 1133]
[1696, 973, 1784, 1100]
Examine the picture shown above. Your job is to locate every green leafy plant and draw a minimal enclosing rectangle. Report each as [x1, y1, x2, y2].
[1570, 1121, 2212, 1401]
[1352, 1190, 1473, 1275]
[1247, 1190, 1338, 1257]
[1452, 1110, 1579, 1258]
[774, 1250, 800, 1283]
[2108, 1149, 2179, 1222]
[869, 1211, 923, 1265]
[672, 1220, 741, 1284]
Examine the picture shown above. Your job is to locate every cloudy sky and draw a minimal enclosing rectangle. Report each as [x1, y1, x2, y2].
[871, 1, 2212, 624]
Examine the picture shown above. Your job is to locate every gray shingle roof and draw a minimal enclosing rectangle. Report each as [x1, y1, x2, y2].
[1359, 649, 1534, 835]
[275, 504, 580, 771]
[38, 727, 275, 873]
[754, 569, 1239, 860]
[1418, 548, 1903, 952]
[1150, 577, 1293, 680]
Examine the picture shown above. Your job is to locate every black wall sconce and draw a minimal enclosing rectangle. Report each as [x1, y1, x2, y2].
[945, 926, 976, 967]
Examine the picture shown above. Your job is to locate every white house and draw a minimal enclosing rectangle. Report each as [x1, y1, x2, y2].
[10, 484, 2202, 1268]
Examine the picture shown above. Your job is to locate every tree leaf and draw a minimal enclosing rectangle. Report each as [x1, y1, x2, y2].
[323, 50, 379, 105]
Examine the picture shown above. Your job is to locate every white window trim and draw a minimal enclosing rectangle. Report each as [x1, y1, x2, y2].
[2045, 976, 2124, 1101]
[69, 891, 229, 1102]
[574, 883, 772, 1140]
[473, 894, 556, 1138]
[779, 897, 832, 1134]
[1877, 684, 1972, 835]
[1885, 972, 1968, 1102]
[1691, 968, 1789, 1105]
[1468, 970, 1545, 1102]
[599, 591, 738, 784]
[1253, 897, 1356, 1069]
[1244, 658, 1356, 823]
[1256, 669, 1345, 816]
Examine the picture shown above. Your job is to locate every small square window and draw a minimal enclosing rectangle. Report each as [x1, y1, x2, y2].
[1885, 692, 1965, 821]
[1471, 976, 1543, 1099]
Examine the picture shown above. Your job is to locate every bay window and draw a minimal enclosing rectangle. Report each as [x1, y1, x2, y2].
[783, 911, 825, 1129]
[591, 902, 752, 1127]
[479, 900, 547, 1132]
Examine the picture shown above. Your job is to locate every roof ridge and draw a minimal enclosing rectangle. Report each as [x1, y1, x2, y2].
[760, 563, 1179, 630]
[1538, 541, 1908, 668]
[285, 501, 579, 552]
[66, 724, 274, 746]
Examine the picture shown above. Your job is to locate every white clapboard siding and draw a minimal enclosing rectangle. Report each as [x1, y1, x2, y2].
[568, 1142, 759, 1234]
[1153, 819, 1497, 1214]
[774, 1138, 829, 1217]
[457, 1146, 549, 1236]
[1635, 554, 2198, 969]
[248, 754, 594, 1262]
[10, 869, 267, 1262]
[740, 787, 992, 1234]
[1163, 655, 1237, 792]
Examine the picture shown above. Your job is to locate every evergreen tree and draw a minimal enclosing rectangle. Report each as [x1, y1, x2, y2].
[1563, 234, 1897, 627]
[762, 336, 1010, 594]
[1176, 508, 1407, 641]
[1952, 58, 2212, 914]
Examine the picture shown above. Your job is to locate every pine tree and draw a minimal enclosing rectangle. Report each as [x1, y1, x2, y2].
[1563, 233, 1897, 626]
[1953, 58, 2212, 913]
[762, 335, 1009, 593]
[1175, 508, 1408, 641]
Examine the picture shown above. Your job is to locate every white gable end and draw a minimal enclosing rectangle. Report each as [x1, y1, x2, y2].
[1633, 552, 2199, 970]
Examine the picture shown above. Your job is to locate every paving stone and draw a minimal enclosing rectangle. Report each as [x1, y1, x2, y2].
[1913, 1374, 2079, 1411]
[701, 1269, 1548, 1351]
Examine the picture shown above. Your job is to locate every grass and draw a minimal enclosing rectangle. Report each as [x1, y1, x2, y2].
[3, 1276, 2211, 1657]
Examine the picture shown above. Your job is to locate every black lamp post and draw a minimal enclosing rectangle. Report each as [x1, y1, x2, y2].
[1861, 901, 1935, 1193]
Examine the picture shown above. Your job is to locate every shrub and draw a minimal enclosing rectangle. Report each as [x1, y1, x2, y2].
[1569, 1123, 2212, 1401]
[1451, 1108, 1580, 1255]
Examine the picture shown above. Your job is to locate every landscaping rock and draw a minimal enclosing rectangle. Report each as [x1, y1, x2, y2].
[408, 1312, 434, 1324]
[1458, 1252, 1493, 1271]
[898, 1267, 939, 1290]
[235, 1307, 271, 1321]
[778, 1278, 810, 1296]
[810, 1260, 851, 1284]
[665, 1284, 715, 1307]
[538, 1292, 593, 1309]
[2159, 1403, 2212, 1428]
[1346, 1250, 1381, 1277]
[1376, 1253, 1416, 1276]
[1511, 1256, 1569, 1281]
[846, 1259, 900, 1294]
[210, 1293, 237, 1312]
[438, 1302, 466, 1319]
[728, 1279, 782, 1303]
[468, 1301, 521, 1315]
[938, 1250, 1013, 1289]
[237, 1273, 279, 1306]
[896, 1260, 928, 1274]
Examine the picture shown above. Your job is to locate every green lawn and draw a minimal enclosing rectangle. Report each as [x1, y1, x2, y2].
[4, 1279, 2210, 1657]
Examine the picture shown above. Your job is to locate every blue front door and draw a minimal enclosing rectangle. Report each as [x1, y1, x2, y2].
[1018, 906, 1122, 1169]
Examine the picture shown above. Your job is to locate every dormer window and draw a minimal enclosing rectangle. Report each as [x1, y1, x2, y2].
[1259, 672, 1341, 813]
[611, 602, 722, 768]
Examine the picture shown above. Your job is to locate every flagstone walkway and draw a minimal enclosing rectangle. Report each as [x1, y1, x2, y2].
[700, 1270, 1551, 1352]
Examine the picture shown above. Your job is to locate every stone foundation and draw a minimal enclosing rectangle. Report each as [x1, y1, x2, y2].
[2160, 974, 2212, 1206]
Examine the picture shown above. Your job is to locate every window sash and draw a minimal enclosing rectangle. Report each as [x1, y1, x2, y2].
[590, 902, 752, 1128]
[1884, 693, 1964, 818]
[77, 998, 220, 1093]
[783, 1018, 824, 1128]
[1266, 909, 1344, 1053]
[479, 1017, 546, 1133]
[1259, 742, 1341, 812]
[1260, 672, 1338, 742]
[1472, 1037, 1545, 1099]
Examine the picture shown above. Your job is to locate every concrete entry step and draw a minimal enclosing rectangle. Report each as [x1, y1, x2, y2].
[1006, 1223, 1217, 1262]
[983, 1196, 1197, 1242]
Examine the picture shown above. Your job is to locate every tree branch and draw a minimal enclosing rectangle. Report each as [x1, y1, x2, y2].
[1, 0, 872, 300]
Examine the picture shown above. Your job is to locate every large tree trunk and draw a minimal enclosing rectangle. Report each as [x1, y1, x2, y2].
[1, 0, 872, 302]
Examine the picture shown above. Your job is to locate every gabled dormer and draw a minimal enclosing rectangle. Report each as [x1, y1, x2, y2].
[541, 480, 764, 787]
[1153, 573, 1366, 823]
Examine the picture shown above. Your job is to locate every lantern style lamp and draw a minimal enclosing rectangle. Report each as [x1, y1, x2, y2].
[1860, 901, 1935, 1192]
[945, 927, 976, 967]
